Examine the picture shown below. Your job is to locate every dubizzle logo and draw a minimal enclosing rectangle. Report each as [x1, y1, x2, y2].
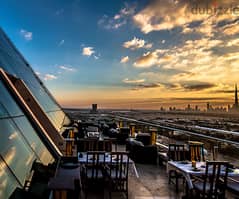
[191, 1, 239, 16]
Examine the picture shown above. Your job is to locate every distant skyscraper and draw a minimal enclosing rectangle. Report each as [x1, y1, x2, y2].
[234, 84, 238, 108]
[207, 102, 210, 112]
[229, 84, 239, 112]
[91, 104, 98, 113]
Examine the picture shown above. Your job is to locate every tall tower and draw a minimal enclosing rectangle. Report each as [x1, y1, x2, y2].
[235, 84, 238, 108]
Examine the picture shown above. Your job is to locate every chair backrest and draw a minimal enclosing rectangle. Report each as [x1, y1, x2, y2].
[77, 138, 99, 152]
[109, 152, 129, 181]
[86, 151, 105, 179]
[101, 139, 113, 152]
[168, 144, 186, 161]
[189, 142, 205, 161]
[202, 161, 229, 198]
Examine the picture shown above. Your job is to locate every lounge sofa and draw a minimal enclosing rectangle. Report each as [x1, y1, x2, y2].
[126, 136, 158, 164]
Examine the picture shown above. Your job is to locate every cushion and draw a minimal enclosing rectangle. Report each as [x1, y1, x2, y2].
[136, 133, 151, 145]
[130, 139, 144, 147]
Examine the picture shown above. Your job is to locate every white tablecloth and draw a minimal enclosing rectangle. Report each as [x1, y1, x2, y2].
[167, 161, 239, 189]
[78, 152, 139, 178]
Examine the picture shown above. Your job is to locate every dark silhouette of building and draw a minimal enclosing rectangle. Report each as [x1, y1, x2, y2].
[207, 102, 211, 112]
[229, 84, 239, 112]
[233, 84, 238, 109]
[91, 103, 98, 113]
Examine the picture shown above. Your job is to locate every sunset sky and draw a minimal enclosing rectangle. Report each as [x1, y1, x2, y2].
[1, 0, 239, 109]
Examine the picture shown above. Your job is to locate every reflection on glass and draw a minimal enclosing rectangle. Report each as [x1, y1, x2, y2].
[13, 117, 54, 164]
[0, 103, 8, 118]
[0, 119, 36, 185]
[47, 110, 67, 131]
[0, 28, 70, 127]
[0, 82, 22, 117]
[8, 132, 18, 140]
[0, 158, 20, 199]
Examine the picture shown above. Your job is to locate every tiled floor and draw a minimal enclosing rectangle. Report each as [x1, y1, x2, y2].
[78, 144, 183, 199]
[77, 144, 237, 199]
[127, 164, 183, 199]
[80, 163, 183, 199]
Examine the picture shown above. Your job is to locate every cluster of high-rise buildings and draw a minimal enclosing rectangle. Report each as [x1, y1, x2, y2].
[160, 84, 239, 113]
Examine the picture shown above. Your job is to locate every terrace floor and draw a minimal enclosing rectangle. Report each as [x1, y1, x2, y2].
[77, 144, 183, 199]
[75, 144, 237, 199]
[80, 163, 183, 199]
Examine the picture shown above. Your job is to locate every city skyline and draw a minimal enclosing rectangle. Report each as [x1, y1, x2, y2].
[1, 0, 239, 109]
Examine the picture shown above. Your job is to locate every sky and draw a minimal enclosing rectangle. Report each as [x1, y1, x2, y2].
[1, 0, 239, 109]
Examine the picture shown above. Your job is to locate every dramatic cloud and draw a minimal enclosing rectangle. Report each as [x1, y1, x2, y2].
[173, 97, 227, 101]
[123, 78, 145, 84]
[123, 37, 152, 50]
[44, 74, 57, 81]
[58, 39, 65, 46]
[133, 0, 239, 34]
[94, 55, 99, 60]
[98, 4, 135, 30]
[82, 47, 95, 56]
[20, 29, 32, 41]
[132, 83, 161, 90]
[213, 90, 234, 94]
[181, 81, 215, 91]
[223, 21, 239, 35]
[134, 51, 158, 68]
[120, 56, 129, 63]
[59, 65, 75, 72]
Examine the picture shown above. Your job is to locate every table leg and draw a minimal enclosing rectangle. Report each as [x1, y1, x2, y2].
[182, 182, 193, 199]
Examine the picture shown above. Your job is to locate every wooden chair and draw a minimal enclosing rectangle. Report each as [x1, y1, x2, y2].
[101, 139, 113, 152]
[193, 161, 229, 199]
[227, 176, 239, 196]
[81, 151, 106, 199]
[188, 141, 205, 162]
[77, 138, 98, 152]
[168, 144, 186, 192]
[105, 152, 129, 199]
[168, 144, 186, 161]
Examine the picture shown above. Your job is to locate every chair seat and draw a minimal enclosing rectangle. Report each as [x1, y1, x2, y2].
[192, 161, 229, 199]
[106, 170, 127, 180]
[84, 168, 104, 179]
[168, 169, 184, 192]
[194, 181, 211, 192]
[227, 180, 239, 194]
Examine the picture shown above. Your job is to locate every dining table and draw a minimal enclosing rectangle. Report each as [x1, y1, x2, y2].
[78, 152, 139, 178]
[167, 161, 239, 190]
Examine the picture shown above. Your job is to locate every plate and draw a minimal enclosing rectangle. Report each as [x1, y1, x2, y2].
[191, 168, 201, 172]
[179, 161, 189, 164]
